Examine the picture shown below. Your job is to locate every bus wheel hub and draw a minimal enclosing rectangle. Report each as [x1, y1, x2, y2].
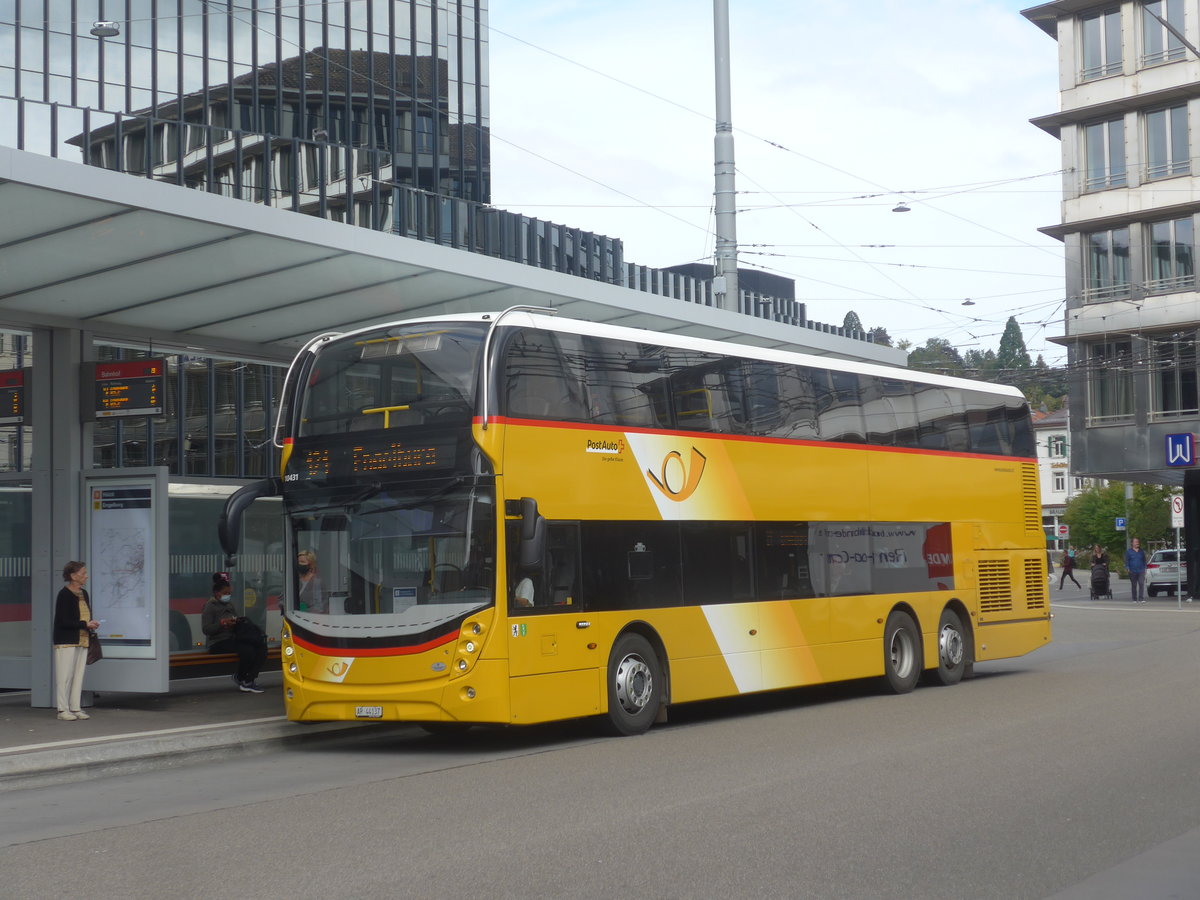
[615, 655, 653, 713]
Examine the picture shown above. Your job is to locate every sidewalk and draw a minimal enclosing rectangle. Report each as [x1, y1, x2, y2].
[0, 670, 402, 792]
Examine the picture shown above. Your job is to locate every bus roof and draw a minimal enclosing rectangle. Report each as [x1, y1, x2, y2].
[326, 310, 1027, 402]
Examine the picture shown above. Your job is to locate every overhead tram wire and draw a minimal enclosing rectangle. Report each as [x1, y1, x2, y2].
[109, 2, 1066, 335]
[96, 2, 1064, 264]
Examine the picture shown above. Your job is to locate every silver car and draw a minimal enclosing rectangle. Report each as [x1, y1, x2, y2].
[1146, 550, 1188, 597]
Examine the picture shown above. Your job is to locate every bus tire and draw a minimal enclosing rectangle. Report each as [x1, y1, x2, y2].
[604, 633, 663, 736]
[883, 610, 921, 694]
[934, 607, 968, 686]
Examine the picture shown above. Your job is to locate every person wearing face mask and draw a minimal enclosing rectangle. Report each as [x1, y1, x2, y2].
[201, 572, 267, 692]
[296, 550, 327, 614]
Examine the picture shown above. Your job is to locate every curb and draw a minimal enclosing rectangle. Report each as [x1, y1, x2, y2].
[0, 718, 406, 792]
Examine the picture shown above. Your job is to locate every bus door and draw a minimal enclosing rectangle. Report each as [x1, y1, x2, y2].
[506, 522, 601, 722]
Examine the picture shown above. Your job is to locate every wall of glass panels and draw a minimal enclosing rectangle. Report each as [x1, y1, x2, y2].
[92, 344, 283, 478]
[0, 0, 490, 202]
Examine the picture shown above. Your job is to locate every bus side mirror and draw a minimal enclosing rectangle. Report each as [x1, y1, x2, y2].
[218, 477, 281, 568]
[519, 496, 546, 572]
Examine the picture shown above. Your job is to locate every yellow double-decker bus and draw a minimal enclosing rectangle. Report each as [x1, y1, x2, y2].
[219, 308, 1050, 735]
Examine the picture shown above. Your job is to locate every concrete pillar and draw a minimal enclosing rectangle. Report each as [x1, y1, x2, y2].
[30, 328, 87, 707]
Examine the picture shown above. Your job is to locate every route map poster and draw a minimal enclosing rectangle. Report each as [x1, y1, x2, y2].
[88, 483, 155, 656]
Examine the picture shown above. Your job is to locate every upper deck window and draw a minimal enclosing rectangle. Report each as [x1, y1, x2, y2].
[299, 323, 486, 437]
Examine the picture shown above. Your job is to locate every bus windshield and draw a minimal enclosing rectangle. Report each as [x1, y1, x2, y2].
[298, 322, 488, 437]
[287, 482, 496, 640]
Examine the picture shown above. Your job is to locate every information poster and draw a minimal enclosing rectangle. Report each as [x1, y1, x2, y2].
[88, 483, 155, 657]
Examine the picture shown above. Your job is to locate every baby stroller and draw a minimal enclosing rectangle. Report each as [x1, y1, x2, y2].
[1090, 562, 1112, 600]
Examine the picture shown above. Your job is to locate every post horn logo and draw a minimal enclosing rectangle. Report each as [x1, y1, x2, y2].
[646, 447, 707, 502]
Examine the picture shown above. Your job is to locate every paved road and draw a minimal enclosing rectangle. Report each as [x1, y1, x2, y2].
[4, 597, 1200, 899]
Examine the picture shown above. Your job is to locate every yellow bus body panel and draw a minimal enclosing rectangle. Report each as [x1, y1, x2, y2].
[286, 416, 1049, 724]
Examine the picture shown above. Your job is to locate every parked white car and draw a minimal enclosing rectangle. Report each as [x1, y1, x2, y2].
[1146, 550, 1188, 597]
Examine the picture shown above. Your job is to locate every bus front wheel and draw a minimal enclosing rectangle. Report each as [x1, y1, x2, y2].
[883, 610, 921, 694]
[604, 633, 663, 736]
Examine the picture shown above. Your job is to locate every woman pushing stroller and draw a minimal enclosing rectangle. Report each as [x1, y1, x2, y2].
[1089, 545, 1112, 600]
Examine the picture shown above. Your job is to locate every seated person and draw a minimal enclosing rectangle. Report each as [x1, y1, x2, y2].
[297, 550, 327, 613]
[201, 572, 267, 693]
[513, 576, 535, 609]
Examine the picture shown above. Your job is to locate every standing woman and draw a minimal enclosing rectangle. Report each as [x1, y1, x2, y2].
[54, 561, 99, 721]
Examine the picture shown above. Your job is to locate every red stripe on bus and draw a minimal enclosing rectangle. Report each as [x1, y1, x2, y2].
[290, 629, 458, 657]
[482, 416, 1036, 464]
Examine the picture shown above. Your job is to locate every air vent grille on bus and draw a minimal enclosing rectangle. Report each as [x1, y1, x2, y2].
[978, 559, 1013, 613]
[1021, 463, 1040, 532]
[1024, 557, 1047, 610]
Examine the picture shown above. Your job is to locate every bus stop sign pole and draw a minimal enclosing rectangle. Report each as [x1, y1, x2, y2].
[1171, 494, 1185, 608]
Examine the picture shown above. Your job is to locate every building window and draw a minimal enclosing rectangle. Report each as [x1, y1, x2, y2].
[1145, 105, 1189, 179]
[1142, 0, 1186, 66]
[1088, 340, 1134, 422]
[1074, 477, 1085, 490]
[1085, 227, 1131, 301]
[1084, 117, 1126, 189]
[1082, 8, 1123, 79]
[1053, 473, 1066, 493]
[1150, 333, 1199, 418]
[1049, 434, 1067, 457]
[1146, 216, 1195, 292]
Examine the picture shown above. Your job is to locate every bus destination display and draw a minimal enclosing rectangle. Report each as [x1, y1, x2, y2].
[0, 369, 24, 425]
[289, 435, 457, 481]
[92, 359, 165, 418]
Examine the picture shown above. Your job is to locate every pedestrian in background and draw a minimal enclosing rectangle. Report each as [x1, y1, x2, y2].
[1125, 537, 1148, 604]
[1058, 547, 1080, 589]
[53, 561, 98, 720]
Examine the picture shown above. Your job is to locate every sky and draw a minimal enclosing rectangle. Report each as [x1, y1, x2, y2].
[486, 1, 1067, 366]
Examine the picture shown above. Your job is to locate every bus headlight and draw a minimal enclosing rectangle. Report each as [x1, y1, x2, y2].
[289, 662, 298, 674]
[465, 641, 476, 653]
[284, 645, 294, 657]
[457, 659, 468, 672]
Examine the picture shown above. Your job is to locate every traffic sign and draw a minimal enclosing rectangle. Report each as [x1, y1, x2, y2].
[1115, 517, 1126, 531]
[1055, 524, 1069, 539]
[1171, 494, 1185, 529]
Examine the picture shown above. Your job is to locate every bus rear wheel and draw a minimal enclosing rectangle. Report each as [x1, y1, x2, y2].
[883, 610, 921, 694]
[934, 608, 968, 686]
[604, 633, 663, 736]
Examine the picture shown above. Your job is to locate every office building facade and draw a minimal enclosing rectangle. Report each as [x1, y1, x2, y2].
[1023, 0, 1200, 586]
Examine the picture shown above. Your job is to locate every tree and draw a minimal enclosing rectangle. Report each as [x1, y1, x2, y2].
[1064, 482, 1177, 570]
[963, 348, 997, 376]
[868, 325, 892, 347]
[1063, 483, 1127, 562]
[995, 316, 1032, 374]
[906, 338, 965, 375]
[842, 311, 864, 334]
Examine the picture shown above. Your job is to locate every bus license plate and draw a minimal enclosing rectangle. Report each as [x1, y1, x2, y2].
[355, 706, 383, 719]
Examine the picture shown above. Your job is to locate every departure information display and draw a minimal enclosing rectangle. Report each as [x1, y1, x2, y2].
[0, 369, 24, 425]
[91, 359, 165, 418]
